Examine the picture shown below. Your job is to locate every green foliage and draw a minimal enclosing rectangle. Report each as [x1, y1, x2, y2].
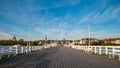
[0, 39, 27, 45]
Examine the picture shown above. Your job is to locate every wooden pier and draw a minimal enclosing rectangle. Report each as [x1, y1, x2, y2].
[0, 46, 120, 68]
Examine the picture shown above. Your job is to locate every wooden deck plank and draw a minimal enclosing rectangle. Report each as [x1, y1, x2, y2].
[0, 46, 120, 68]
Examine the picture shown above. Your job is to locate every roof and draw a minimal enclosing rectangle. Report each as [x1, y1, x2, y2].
[104, 38, 120, 41]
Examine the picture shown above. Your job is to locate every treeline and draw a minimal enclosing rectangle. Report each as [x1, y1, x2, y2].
[0, 39, 43, 46]
[0, 39, 26, 45]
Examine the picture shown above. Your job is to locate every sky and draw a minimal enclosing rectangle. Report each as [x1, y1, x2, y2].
[0, 0, 120, 40]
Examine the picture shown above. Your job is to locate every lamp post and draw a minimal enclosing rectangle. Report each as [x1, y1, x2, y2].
[29, 24, 34, 46]
[85, 24, 90, 46]
[88, 24, 90, 46]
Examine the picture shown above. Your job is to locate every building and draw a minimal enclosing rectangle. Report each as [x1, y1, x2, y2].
[80, 38, 99, 45]
[38, 40, 46, 45]
[12, 35, 17, 41]
[73, 40, 80, 45]
[80, 38, 87, 44]
[116, 39, 120, 44]
[104, 38, 120, 44]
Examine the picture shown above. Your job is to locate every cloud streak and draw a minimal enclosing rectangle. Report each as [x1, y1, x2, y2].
[79, 5, 120, 24]
[0, 31, 11, 40]
[0, 0, 120, 40]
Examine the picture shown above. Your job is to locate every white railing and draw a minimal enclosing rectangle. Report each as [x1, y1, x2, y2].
[65, 45, 120, 60]
[0, 45, 56, 59]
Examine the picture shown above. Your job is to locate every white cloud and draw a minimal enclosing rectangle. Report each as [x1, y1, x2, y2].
[79, 12, 94, 23]
[79, 6, 120, 24]
[49, 17, 60, 24]
[0, 0, 80, 13]
[89, 30, 120, 39]
[0, 32, 11, 40]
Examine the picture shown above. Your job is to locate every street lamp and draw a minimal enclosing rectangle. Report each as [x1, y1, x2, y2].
[85, 24, 90, 46]
[29, 24, 34, 46]
[88, 24, 90, 46]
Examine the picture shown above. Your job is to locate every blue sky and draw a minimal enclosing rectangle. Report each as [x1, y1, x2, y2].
[0, 0, 120, 40]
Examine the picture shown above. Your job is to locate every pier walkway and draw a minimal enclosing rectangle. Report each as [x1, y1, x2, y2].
[0, 46, 120, 68]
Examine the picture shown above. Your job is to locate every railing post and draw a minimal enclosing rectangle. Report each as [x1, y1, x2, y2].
[9, 47, 11, 53]
[31, 46, 32, 51]
[108, 47, 112, 58]
[87, 46, 90, 54]
[85, 46, 87, 53]
[91, 46, 93, 54]
[36, 46, 39, 50]
[25, 47, 28, 53]
[83, 46, 84, 50]
[38, 46, 40, 50]
[33, 46, 34, 51]
[21, 47, 24, 54]
[99, 47, 102, 55]
[105, 46, 108, 55]
[16, 47, 18, 55]
[82, 46, 84, 51]
[29, 46, 31, 53]
[112, 47, 115, 58]
[35, 46, 36, 50]
[86, 46, 88, 53]
[94, 47, 96, 54]
[36, 46, 37, 50]
[34, 46, 35, 51]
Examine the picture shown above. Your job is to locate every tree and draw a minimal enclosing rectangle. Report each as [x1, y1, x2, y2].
[19, 39, 24, 43]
